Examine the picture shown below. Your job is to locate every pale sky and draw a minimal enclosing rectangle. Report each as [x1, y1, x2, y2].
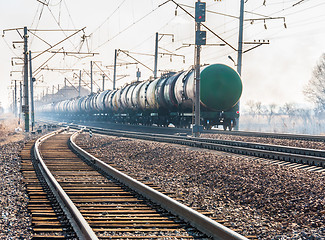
[1, 0, 325, 110]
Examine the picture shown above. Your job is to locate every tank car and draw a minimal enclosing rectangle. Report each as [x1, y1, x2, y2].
[40, 63, 242, 130]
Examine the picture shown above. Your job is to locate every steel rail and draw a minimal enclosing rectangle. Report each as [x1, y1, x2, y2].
[193, 137, 325, 158]
[204, 129, 325, 142]
[33, 129, 99, 240]
[70, 130, 248, 240]
[69, 125, 325, 168]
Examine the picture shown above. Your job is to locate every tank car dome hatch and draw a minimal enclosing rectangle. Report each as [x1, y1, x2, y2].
[200, 64, 242, 111]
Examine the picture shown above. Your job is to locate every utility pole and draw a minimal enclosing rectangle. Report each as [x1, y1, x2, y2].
[79, 70, 81, 97]
[14, 80, 17, 117]
[194, 22, 201, 137]
[102, 74, 105, 91]
[193, 1, 206, 137]
[154, 32, 158, 79]
[237, 0, 244, 76]
[136, 68, 141, 82]
[19, 81, 22, 125]
[153, 32, 174, 79]
[12, 90, 14, 114]
[113, 49, 117, 90]
[90, 61, 93, 94]
[23, 26, 29, 132]
[234, 0, 245, 131]
[29, 50, 35, 131]
[51, 86, 54, 102]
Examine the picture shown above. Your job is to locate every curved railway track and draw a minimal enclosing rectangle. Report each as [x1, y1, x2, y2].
[65, 124, 325, 171]
[21, 128, 248, 239]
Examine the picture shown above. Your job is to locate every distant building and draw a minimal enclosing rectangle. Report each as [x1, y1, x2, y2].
[36, 86, 91, 106]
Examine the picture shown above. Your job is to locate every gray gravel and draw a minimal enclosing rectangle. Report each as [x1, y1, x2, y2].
[77, 134, 325, 240]
[0, 140, 32, 239]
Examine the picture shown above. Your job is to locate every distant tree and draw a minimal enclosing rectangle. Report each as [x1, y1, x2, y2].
[246, 100, 256, 116]
[280, 103, 296, 117]
[266, 103, 277, 124]
[246, 100, 262, 116]
[296, 108, 311, 122]
[304, 53, 325, 111]
[255, 101, 262, 115]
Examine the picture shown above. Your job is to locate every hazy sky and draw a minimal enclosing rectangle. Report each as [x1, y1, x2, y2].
[1, 0, 325, 109]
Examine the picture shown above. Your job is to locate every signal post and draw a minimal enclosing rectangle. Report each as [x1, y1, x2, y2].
[23, 26, 30, 132]
[193, 1, 206, 137]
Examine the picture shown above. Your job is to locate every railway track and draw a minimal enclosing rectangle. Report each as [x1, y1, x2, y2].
[65, 124, 325, 171]
[21, 128, 248, 239]
[57, 119, 325, 142]
[205, 129, 325, 142]
[41, 118, 325, 142]
[21, 136, 79, 239]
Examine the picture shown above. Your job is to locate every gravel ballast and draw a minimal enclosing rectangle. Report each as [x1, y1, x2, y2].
[77, 134, 325, 240]
[0, 140, 32, 239]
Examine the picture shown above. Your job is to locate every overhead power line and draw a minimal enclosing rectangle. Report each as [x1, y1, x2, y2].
[118, 49, 153, 72]
[293, 0, 307, 7]
[31, 27, 85, 60]
[165, 0, 237, 51]
[90, 0, 127, 36]
[93, 6, 160, 51]
[179, 3, 238, 19]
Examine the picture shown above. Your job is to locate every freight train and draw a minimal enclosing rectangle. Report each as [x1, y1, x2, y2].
[39, 64, 242, 130]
